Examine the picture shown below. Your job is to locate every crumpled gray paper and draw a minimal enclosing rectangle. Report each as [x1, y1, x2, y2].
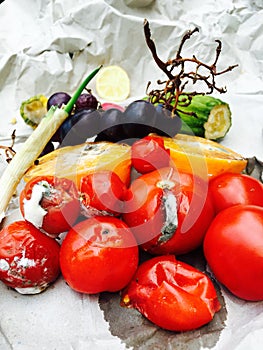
[0, 1, 263, 349]
[0, 0, 262, 157]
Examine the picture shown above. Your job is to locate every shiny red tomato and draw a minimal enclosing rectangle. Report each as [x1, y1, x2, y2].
[59, 216, 139, 294]
[209, 172, 263, 213]
[131, 135, 170, 174]
[79, 170, 127, 216]
[121, 255, 221, 331]
[20, 176, 80, 237]
[203, 205, 263, 301]
[122, 167, 214, 255]
[0, 220, 60, 294]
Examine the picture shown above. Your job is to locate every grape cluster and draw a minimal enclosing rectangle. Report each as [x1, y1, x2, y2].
[42, 92, 182, 154]
[96, 100, 182, 144]
[46, 92, 99, 147]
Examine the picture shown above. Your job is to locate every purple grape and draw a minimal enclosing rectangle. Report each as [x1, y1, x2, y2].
[120, 100, 182, 141]
[122, 100, 157, 139]
[59, 108, 101, 146]
[47, 92, 71, 110]
[39, 141, 55, 157]
[75, 93, 98, 111]
[154, 105, 182, 137]
[97, 108, 125, 142]
[51, 97, 182, 147]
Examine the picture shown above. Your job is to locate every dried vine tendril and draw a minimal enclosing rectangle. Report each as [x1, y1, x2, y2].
[144, 19, 238, 116]
[0, 130, 16, 163]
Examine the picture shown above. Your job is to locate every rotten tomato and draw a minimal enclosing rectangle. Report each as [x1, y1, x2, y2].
[122, 167, 214, 255]
[131, 135, 171, 174]
[0, 221, 60, 294]
[79, 170, 127, 217]
[59, 216, 139, 294]
[20, 176, 80, 237]
[121, 255, 221, 331]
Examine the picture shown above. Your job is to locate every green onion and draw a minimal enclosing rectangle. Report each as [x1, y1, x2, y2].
[0, 66, 102, 222]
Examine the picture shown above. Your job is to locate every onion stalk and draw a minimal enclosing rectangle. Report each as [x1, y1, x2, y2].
[0, 66, 102, 222]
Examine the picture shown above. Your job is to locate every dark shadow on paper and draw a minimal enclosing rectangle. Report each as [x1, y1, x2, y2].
[99, 248, 227, 350]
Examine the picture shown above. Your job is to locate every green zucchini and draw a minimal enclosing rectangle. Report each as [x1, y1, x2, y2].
[20, 94, 48, 128]
[177, 95, 232, 140]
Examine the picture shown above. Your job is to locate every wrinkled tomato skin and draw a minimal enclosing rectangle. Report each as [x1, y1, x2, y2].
[203, 205, 263, 301]
[131, 136, 170, 174]
[121, 255, 221, 331]
[209, 172, 263, 213]
[20, 176, 80, 236]
[79, 170, 127, 216]
[122, 167, 214, 255]
[59, 216, 139, 294]
[148, 190, 214, 255]
[0, 221, 60, 291]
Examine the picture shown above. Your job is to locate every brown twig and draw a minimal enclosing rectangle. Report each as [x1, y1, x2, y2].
[144, 19, 238, 115]
[0, 130, 16, 163]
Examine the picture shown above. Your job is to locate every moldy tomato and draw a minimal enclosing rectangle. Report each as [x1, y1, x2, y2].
[59, 216, 139, 294]
[204, 205, 263, 301]
[131, 135, 170, 174]
[209, 172, 263, 213]
[121, 255, 221, 331]
[20, 176, 80, 237]
[122, 167, 214, 255]
[79, 170, 127, 216]
[0, 221, 60, 294]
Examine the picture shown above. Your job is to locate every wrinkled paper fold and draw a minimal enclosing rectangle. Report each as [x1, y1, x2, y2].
[0, 1, 262, 349]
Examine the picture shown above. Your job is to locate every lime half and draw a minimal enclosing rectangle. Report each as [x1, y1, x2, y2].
[95, 65, 130, 102]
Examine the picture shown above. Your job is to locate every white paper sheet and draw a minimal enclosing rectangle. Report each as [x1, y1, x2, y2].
[0, 1, 263, 349]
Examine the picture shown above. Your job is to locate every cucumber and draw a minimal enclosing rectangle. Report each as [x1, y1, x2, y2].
[20, 94, 48, 128]
[177, 95, 232, 140]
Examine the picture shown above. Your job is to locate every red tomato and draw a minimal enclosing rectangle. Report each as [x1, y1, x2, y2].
[122, 167, 214, 255]
[20, 176, 80, 237]
[121, 255, 221, 331]
[203, 205, 263, 301]
[209, 172, 263, 213]
[131, 135, 170, 174]
[0, 221, 60, 294]
[101, 102, 125, 112]
[79, 170, 127, 216]
[59, 216, 139, 294]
